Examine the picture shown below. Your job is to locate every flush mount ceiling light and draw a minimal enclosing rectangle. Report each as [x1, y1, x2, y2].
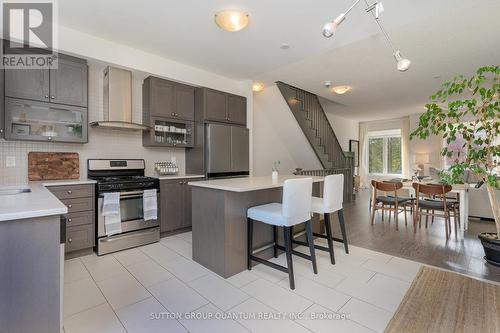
[331, 85, 352, 94]
[322, 0, 411, 72]
[252, 82, 265, 92]
[214, 10, 249, 32]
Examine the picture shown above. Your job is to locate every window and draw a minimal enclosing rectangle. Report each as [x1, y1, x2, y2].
[368, 130, 402, 175]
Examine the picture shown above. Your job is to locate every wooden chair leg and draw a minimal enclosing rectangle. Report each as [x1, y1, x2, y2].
[247, 218, 253, 270]
[381, 205, 385, 222]
[388, 206, 392, 223]
[305, 220, 318, 274]
[444, 214, 449, 240]
[431, 210, 435, 225]
[395, 204, 399, 230]
[283, 226, 295, 289]
[425, 210, 429, 228]
[370, 202, 377, 225]
[338, 209, 349, 254]
[273, 225, 278, 258]
[404, 206, 408, 226]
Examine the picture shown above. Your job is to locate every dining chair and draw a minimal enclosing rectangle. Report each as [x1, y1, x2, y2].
[412, 183, 456, 239]
[370, 180, 411, 230]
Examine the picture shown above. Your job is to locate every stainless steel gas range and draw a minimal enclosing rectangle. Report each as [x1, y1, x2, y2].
[88, 159, 160, 255]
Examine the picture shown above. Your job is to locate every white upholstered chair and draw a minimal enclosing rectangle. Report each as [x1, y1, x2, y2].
[247, 178, 317, 290]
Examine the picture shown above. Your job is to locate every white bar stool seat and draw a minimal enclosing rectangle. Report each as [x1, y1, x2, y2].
[247, 178, 317, 290]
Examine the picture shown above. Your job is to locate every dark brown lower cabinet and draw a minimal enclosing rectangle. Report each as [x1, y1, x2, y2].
[160, 177, 204, 233]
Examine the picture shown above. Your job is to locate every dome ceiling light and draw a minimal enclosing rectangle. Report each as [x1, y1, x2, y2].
[322, 0, 411, 72]
[331, 85, 352, 94]
[214, 10, 249, 32]
[252, 82, 265, 92]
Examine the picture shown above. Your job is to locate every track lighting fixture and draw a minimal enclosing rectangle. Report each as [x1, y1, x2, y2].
[322, 0, 411, 72]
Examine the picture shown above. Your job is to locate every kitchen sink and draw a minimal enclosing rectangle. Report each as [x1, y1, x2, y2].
[0, 186, 32, 195]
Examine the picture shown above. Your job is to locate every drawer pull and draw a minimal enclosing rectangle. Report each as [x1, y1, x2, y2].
[68, 238, 72, 243]
[68, 204, 72, 208]
[67, 190, 72, 194]
[68, 218, 73, 222]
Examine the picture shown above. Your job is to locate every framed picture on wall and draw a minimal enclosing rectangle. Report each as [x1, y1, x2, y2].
[349, 139, 359, 167]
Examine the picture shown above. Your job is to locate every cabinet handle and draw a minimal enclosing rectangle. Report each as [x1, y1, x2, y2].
[67, 190, 72, 194]
[68, 218, 72, 222]
[68, 204, 72, 208]
[68, 238, 72, 243]
[45, 95, 49, 99]
[51, 95, 55, 99]
[47, 137, 52, 141]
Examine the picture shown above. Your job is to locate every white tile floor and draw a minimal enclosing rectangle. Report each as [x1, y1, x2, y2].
[63, 232, 423, 333]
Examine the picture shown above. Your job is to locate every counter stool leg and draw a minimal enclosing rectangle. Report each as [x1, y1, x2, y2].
[323, 213, 336, 264]
[273, 225, 278, 258]
[305, 220, 318, 274]
[283, 226, 295, 289]
[338, 209, 349, 254]
[247, 218, 253, 270]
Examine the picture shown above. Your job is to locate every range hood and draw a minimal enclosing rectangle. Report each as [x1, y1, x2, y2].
[90, 66, 149, 131]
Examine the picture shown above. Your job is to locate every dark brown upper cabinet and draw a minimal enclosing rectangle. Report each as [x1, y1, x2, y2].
[196, 87, 247, 126]
[227, 94, 247, 125]
[49, 55, 88, 107]
[4, 54, 88, 108]
[143, 76, 194, 121]
[5, 68, 50, 102]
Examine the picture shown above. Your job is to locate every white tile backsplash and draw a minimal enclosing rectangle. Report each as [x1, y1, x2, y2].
[0, 63, 185, 185]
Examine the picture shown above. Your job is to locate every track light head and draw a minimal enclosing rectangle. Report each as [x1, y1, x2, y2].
[322, 13, 346, 38]
[394, 51, 411, 72]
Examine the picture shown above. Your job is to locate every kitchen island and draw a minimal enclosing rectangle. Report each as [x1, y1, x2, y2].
[189, 175, 323, 278]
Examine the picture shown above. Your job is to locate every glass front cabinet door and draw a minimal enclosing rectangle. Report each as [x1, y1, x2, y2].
[5, 98, 88, 143]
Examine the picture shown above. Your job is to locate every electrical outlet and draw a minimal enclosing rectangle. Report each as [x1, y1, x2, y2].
[6, 156, 16, 168]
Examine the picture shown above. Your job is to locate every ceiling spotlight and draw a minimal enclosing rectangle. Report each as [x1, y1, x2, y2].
[280, 43, 290, 50]
[322, 13, 346, 38]
[394, 51, 411, 72]
[252, 82, 265, 92]
[331, 85, 352, 94]
[214, 10, 249, 32]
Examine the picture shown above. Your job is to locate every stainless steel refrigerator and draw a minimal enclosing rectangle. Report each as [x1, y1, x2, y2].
[205, 123, 249, 178]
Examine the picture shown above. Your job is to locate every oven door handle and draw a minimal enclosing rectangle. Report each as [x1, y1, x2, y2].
[98, 190, 145, 198]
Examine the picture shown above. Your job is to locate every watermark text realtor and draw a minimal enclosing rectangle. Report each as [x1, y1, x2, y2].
[1, 0, 57, 69]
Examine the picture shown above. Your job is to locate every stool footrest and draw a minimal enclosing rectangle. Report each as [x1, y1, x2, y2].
[250, 255, 288, 273]
[291, 239, 330, 253]
[313, 232, 345, 244]
[275, 244, 313, 261]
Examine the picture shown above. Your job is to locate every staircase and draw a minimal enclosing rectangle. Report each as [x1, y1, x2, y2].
[276, 81, 354, 170]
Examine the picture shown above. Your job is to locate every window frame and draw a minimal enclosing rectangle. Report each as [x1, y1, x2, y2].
[367, 129, 403, 176]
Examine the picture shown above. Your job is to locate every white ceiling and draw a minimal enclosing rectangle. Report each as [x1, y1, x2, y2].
[58, 0, 500, 121]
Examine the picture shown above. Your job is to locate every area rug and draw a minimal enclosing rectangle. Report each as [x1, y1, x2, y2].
[385, 266, 500, 333]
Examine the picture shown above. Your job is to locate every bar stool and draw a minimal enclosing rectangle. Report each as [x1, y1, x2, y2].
[247, 178, 317, 290]
[309, 174, 348, 266]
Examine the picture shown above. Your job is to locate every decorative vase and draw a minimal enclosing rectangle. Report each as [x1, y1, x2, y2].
[271, 170, 278, 182]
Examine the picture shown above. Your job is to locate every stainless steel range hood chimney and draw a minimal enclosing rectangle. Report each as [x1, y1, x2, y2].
[90, 66, 149, 131]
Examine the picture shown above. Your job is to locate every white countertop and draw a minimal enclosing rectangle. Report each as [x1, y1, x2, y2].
[188, 175, 324, 192]
[0, 183, 68, 222]
[0, 178, 96, 222]
[158, 174, 205, 180]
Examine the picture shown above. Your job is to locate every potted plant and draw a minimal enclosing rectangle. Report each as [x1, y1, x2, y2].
[410, 66, 500, 265]
[272, 160, 280, 182]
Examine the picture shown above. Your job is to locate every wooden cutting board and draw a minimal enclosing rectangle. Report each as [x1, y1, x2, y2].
[28, 152, 80, 181]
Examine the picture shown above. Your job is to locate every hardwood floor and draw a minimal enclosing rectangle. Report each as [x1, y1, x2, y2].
[327, 189, 500, 282]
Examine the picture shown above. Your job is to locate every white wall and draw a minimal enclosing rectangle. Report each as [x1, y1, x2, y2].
[408, 113, 443, 172]
[0, 26, 253, 185]
[253, 85, 322, 176]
